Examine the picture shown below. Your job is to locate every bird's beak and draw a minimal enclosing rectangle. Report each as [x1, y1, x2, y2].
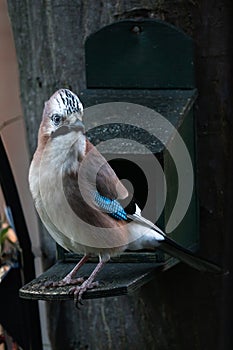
[69, 118, 85, 132]
[51, 119, 85, 139]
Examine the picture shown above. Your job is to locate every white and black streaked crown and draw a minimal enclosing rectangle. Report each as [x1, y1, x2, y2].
[56, 89, 83, 117]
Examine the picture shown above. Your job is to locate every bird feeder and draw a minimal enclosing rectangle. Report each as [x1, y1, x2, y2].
[20, 19, 198, 301]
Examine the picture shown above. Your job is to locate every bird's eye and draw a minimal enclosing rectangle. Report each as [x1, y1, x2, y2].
[51, 114, 62, 126]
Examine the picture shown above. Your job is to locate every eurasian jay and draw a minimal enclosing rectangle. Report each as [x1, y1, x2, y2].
[29, 89, 220, 303]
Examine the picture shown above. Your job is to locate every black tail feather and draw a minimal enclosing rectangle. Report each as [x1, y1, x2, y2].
[127, 212, 222, 273]
[160, 236, 221, 273]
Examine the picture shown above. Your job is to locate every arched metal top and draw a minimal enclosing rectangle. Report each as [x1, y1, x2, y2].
[85, 20, 194, 89]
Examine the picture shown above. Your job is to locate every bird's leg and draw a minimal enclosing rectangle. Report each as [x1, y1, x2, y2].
[45, 254, 90, 288]
[69, 254, 110, 303]
[59, 254, 90, 285]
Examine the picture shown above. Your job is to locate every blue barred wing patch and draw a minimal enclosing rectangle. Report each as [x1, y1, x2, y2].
[94, 191, 127, 221]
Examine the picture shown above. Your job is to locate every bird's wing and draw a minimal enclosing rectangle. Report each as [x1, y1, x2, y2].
[85, 141, 129, 220]
[127, 212, 166, 236]
[85, 139, 128, 201]
[94, 191, 128, 221]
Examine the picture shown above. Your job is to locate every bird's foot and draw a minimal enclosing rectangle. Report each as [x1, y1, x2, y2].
[69, 280, 99, 307]
[44, 276, 84, 288]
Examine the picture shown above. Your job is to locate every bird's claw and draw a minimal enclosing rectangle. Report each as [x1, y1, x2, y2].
[69, 280, 99, 308]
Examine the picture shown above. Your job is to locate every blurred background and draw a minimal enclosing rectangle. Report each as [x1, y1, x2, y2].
[0, 1, 47, 348]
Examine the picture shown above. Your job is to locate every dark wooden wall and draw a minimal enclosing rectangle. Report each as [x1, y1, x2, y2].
[7, 1, 233, 349]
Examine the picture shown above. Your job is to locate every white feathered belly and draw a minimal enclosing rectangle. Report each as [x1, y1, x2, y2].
[29, 141, 126, 256]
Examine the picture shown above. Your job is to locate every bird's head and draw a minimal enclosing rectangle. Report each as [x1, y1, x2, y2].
[39, 89, 84, 139]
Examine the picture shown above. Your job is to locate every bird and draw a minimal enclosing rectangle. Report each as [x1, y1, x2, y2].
[29, 88, 221, 304]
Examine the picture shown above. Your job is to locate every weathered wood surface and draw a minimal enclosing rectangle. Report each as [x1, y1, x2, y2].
[82, 89, 197, 154]
[19, 260, 164, 301]
[7, 1, 232, 349]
